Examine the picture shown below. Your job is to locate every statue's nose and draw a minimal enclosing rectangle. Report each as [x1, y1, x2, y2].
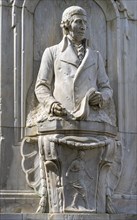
[80, 22, 86, 30]
[80, 26, 86, 31]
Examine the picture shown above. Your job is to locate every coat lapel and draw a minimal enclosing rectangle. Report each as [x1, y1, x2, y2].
[59, 37, 95, 80]
[60, 42, 80, 68]
[73, 48, 95, 82]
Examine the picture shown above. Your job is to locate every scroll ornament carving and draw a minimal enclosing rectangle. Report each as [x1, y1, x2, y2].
[115, 0, 135, 20]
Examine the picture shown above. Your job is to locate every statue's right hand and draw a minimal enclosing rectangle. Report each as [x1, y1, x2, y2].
[50, 102, 67, 117]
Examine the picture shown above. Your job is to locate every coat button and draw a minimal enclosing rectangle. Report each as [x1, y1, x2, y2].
[76, 60, 80, 66]
[74, 86, 78, 92]
[75, 96, 79, 102]
[65, 72, 69, 75]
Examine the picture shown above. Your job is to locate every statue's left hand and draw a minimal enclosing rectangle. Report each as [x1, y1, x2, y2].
[89, 91, 103, 107]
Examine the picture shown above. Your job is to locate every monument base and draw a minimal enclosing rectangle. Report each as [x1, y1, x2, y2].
[0, 213, 137, 220]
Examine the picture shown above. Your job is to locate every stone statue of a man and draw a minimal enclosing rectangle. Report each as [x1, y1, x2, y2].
[22, 6, 121, 214]
[34, 6, 114, 125]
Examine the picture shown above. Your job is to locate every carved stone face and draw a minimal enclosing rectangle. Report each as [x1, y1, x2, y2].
[68, 14, 87, 43]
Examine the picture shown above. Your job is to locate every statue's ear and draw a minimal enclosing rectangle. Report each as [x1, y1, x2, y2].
[61, 35, 68, 52]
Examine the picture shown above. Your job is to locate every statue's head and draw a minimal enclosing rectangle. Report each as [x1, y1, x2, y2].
[60, 6, 87, 42]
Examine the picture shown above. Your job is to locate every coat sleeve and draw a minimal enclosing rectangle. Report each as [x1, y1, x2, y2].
[35, 47, 57, 114]
[96, 51, 113, 107]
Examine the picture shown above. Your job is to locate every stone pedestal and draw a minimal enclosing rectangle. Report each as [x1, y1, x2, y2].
[21, 120, 122, 214]
[0, 213, 137, 220]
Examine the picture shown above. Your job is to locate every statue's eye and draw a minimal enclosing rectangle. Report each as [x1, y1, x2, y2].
[75, 19, 81, 23]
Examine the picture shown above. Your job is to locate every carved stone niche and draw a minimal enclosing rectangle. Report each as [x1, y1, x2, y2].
[21, 0, 123, 215]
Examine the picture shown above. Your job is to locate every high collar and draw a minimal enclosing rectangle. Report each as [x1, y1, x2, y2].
[59, 36, 95, 72]
[61, 35, 88, 52]
[67, 34, 87, 46]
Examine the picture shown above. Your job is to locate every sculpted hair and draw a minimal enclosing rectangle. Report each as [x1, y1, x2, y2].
[60, 6, 87, 35]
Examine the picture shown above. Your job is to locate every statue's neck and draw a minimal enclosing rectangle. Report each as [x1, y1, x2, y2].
[67, 34, 83, 45]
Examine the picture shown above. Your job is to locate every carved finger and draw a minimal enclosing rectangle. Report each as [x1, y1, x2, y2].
[54, 109, 62, 114]
[91, 102, 99, 106]
[90, 96, 99, 101]
[90, 97, 100, 104]
[89, 92, 96, 99]
[54, 104, 62, 110]
[54, 109, 67, 116]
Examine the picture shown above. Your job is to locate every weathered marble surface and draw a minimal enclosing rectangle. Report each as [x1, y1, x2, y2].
[21, 4, 122, 214]
[0, 0, 136, 216]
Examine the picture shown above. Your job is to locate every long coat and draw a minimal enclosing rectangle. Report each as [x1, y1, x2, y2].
[35, 36, 114, 124]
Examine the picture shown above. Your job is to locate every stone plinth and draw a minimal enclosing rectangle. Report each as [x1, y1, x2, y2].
[0, 214, 137, 220]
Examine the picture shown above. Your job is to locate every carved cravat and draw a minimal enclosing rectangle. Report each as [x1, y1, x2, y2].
[74, 43, 85, 63]
[67, 35, 86, 64]
[74, 43, 85, 64]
